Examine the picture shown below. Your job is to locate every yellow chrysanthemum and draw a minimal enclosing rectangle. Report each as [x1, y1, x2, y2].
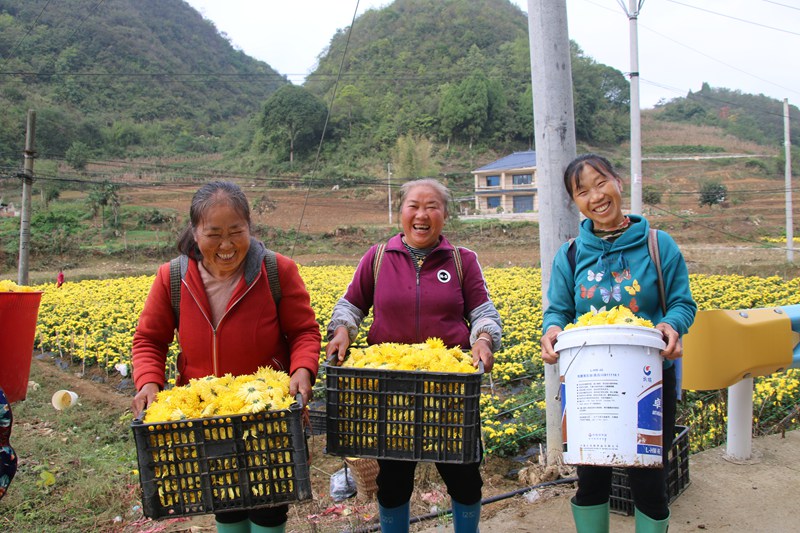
[142, 366, 294, 423]
[343, 338, 476, 373]
[566, 305, 654, 330]
[0, 279, 37, 292]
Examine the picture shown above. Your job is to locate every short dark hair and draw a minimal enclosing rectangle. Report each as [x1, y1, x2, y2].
[563, 153, 621, 197]
[177, 181, 252, 259]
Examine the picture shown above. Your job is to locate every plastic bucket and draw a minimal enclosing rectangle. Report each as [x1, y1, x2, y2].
[0, 291, 43, 403]
[557, 325, 666, 467]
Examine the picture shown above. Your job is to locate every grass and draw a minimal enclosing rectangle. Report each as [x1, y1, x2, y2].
[0, 360, 140, 532]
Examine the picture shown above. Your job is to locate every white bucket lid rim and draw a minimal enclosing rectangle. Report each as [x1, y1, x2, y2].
[555, 324, 666, 352]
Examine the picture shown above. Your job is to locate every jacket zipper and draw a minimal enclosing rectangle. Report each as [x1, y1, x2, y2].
[184, 271, 261, 376]
[415, 268, 421, 342]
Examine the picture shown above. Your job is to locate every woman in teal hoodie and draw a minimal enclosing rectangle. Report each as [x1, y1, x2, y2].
[541, 154, 696, 533]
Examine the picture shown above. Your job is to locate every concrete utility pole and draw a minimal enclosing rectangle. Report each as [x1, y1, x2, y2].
[785, 98, 794, 262]
[620, 0, 644, 215]
[528, 0, 580, 463]
[18, 109, 36, 286]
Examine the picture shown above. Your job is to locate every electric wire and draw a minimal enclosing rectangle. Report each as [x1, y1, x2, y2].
[666, 0, 800, 36]
[762, 0, 800, 10]
[0, 0, 52, 70]
[291, 0, 363, 259]
[580, 0, 800, 104]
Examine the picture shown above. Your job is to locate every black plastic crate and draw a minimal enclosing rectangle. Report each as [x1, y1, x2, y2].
[610, 425, 691, 516]
[308, 407, 327, 436]
[325, 362, 483, 463]
[132, 404, 312, 519]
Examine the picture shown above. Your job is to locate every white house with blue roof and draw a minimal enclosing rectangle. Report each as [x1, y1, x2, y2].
[471, 150, 537, 214]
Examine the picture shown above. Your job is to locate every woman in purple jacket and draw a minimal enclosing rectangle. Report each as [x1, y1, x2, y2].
[326, 178, 502, 533]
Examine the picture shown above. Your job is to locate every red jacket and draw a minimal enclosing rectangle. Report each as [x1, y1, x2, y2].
[133, 243, 321, 390]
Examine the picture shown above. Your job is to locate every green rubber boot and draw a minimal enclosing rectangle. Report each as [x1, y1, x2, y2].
[215, 519, 249, 533]
[379, 501, 410, 533]
[635, 508, 670, 533]
[451, 499, 481, 533]
[570, 499, 609, 533]
[250, 521, 286, 533]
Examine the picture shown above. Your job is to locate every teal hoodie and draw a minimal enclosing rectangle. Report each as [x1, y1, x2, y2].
[542, 215, 696, 368]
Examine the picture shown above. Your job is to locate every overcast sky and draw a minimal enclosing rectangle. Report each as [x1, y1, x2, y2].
[184, 0, 800, 109]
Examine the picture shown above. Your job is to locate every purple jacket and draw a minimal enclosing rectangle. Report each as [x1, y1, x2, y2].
[338, 233, 498, 349]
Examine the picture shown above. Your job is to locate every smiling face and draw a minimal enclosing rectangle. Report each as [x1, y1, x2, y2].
[400, 184, 447, 249]
[192, 199, 251, 279]
[570, 165, 626, 231]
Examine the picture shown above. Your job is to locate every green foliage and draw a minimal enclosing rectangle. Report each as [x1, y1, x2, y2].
[1, 363, 139, 531]
[86, 181, 122, 228]
[257, 85, 328, 164]
[41, 185, 61, 209]
[647, 145, 725, 154]
[0, 0, 285, 159]
[136, 208, 176, 228]
[699, 180, 727, 207]
[642, 184, 662, 205]
[570, 43, 630, 145]
[392, 134, 439, 179]
[655, 83, 800, 147]
[744, 158, 769, 174]
[775, 146, 800, 177]
[65, 141, 90, 170]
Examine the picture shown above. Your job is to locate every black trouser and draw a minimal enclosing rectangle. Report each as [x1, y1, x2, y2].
[215, 504, 288, 527]
[376, 459, 483, 508]
[573, 364, 677, 520]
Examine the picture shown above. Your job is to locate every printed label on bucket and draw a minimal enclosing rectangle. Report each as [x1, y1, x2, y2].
[557, 326, 665, 467]
[636, 379, 663, 457]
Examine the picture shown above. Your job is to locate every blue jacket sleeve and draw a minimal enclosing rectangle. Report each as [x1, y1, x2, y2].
[656, 232, 697, 335]
[542, 241, 577, 333]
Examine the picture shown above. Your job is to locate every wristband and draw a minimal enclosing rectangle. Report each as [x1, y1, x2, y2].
[474, 336, 492, 347]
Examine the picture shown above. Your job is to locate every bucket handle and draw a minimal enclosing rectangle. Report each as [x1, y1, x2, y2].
[554, 341, 587, 402]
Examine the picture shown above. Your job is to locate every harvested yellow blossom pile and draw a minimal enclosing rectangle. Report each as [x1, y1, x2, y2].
[344, 337, 476, 373]
[566, 305, 654, 330]
[0, 280, 38, 292]
[143, 366, 294, 423]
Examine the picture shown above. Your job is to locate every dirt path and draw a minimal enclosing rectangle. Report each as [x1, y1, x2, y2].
[26, 355, 800, 533]
[413, 431, 800, 533]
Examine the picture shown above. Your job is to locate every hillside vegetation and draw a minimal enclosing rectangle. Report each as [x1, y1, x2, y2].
[0, 0, 797, 281]
[0, 0, 285, 164]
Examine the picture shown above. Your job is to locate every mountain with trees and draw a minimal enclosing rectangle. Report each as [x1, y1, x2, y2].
[0, 0, 792, 183]
[654, 83, 799, 157]
[288, 0, 630, 175]
[0, 0, 286, 167]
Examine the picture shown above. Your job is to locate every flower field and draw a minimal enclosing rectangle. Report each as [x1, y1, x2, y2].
[30, 268, 800, 456]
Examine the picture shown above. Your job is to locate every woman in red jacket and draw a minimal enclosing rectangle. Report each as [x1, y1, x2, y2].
[131, 181, 321, 533]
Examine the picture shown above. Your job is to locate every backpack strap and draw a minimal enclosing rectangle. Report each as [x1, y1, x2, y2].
[566, 238, 577, 273]
[451, 247, 463, 285]
[169, 252, 281, 328]
[169, 256, 187, 326]
[647, 228, 667, 315]
[263, 249, 282, 308]
[372, 242, 463, 287]
[372, 243, 387, 287]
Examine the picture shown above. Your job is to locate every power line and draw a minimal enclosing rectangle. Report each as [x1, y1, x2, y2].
[639, 26, 800, 100]
[666, 0, 800, 36]
[0, 0, 52, 70]
[762, 0, 800, 10]
[648, 203, 799, 251]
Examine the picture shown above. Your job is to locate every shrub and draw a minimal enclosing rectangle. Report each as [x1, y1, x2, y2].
[699, 181, 727, 207]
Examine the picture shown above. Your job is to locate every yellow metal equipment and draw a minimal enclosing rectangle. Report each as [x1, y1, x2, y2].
[682, 308, 798, 391]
